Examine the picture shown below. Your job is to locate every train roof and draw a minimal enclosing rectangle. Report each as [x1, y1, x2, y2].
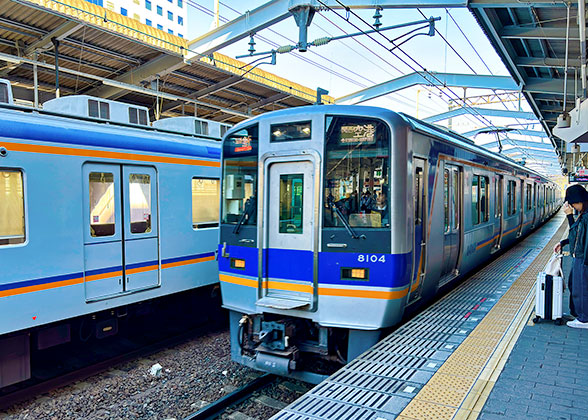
[0, 103, 220, 161]
[225, 104, 555, 185]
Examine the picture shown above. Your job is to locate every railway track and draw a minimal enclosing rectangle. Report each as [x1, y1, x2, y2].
[0, 320, 227, 411]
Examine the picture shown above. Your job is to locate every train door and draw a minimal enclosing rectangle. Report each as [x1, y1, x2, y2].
[122, 166, 159, 291]
[258, 157, 317, 310]
[440, 163, 461, 281]
[492, 175, 503, 251]
[408, 157, 427, 303]
[83, 164, 159, 301]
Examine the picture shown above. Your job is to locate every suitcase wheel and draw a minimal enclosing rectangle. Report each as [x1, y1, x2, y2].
[533, 316, 541, 324]
[554, 318, 563, 326]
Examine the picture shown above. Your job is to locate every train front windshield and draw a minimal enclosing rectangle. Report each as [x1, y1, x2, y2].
[324, 116, 390, 229]
[222, 125, 258, 226]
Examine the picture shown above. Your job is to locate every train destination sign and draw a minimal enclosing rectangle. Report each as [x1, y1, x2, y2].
[339, 123, 376, 145]
[232, 136, 252, 153]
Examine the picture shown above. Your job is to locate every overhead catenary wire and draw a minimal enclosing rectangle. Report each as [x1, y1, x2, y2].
[321, 0, 539, 164]
[200, 0, 437, 112]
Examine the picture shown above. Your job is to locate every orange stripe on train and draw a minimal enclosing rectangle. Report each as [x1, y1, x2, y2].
[1, 141, 220, 167]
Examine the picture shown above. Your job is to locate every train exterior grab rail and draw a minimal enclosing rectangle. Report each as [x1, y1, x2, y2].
[218, 104, 561, 383]
[0, 97, 221, 388]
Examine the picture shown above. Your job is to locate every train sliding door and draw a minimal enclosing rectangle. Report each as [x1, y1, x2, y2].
[83, 163, 159, 301]
[408, 157, 427, 303]
[257, 156, 318, 310]
[440, 164, 461, 282]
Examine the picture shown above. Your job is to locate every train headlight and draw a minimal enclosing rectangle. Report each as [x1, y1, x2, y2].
[342, 268, 368, 280]
[231, 258, 246, 269]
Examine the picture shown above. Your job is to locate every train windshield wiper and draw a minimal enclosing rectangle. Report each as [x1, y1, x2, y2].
[233, 197, 255, 234]
[327, 196, 360, 239]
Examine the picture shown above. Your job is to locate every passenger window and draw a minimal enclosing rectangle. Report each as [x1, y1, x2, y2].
[452, 170, 459, 229]
[526, 184, 532, 210]
[89, 172, 115, 237]
[192, 178, 220, 229]
[472, 174, 489, 225]
[415, 167, 423, 225]
[443, 170, 449, 232]
[129, 174, 151, 234]
[472, 175, 479, 225]
[279, 174, 304, 234]
[480, 176, 488, 222]
[0, 169, 25, 245]
[507, 180, 517, 216]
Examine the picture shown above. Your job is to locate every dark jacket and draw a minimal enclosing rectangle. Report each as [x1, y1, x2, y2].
[562, 212, 588, 265]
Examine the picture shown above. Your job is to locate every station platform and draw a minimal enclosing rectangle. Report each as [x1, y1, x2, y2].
[270, 212, 588, 420]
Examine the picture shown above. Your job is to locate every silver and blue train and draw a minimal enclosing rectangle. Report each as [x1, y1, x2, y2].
[0, 86, 227, 388]
[218, 104, 561, 383]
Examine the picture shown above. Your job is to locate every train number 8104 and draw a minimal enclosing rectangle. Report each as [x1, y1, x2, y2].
[357, 254, 386, 263]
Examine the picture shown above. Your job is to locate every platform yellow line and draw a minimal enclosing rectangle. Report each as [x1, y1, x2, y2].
[397, 216, 567, 420]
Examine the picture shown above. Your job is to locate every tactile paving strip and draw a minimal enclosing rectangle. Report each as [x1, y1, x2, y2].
[271, 213, 565, 420]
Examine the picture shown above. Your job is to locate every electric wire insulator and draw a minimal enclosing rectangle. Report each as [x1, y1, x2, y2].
[312, 37, 331, 47]
[276, 45, 296, 54]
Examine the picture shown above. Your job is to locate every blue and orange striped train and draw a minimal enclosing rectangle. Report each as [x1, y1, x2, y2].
[217, 104, 561, 383]
[0, 86, 224, 388]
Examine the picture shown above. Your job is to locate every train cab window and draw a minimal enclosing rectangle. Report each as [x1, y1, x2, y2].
[0, 169, 25, 245]
[472, 175, 489, 225]
[89, 172, 115, 237]
[192, 178, 220, 229]
[271, 121, 311, 142]
[279, 174, 304, 234]
[129, 174, 151, 234]
[323, 116, 390, 229]
[222, 125, 258, 225]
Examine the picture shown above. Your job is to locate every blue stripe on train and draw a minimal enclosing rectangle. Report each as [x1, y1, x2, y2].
[218, 244, 412, 288]
[0, 251, 216, 293]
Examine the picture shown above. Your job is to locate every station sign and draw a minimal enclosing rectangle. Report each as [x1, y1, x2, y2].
[569, 174, 588, 183]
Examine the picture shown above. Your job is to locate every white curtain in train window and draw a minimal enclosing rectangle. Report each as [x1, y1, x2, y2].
[0, 170, 25, 241]
[89, 172, 115, 237]
[192, 178, 220, 229]
[129, 174, 151, 234]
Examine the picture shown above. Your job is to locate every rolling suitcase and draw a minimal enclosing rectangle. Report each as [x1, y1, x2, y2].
[533, 254, 563, 325]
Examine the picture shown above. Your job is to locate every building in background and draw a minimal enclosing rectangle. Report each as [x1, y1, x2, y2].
[85, 0, 187, 38]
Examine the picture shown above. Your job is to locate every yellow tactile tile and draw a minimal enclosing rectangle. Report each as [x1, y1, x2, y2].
[398, 217, 567, 420]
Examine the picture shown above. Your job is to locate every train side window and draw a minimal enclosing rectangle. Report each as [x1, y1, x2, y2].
[472, 175, 479, 225]
[443, 170, 449, 232]
[526, 184, 532, 210]
[415, 167, 422, 225]
[507, 180, 517, 216]
[494, 176, 499, 218]
[472, 175, 489, 224]
[192, 178, 220, 229]
[480, 176, 488, 222]
[89, 172, 116, 237]
[129, 174, 152, 234]
[452, 170, 459, 229]
[0, 169, 25, 246]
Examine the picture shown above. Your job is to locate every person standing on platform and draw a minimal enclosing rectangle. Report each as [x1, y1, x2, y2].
[555, 184, 588, 328]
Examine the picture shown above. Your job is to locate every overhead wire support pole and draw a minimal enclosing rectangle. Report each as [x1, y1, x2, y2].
[236, 17, 440, 61]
